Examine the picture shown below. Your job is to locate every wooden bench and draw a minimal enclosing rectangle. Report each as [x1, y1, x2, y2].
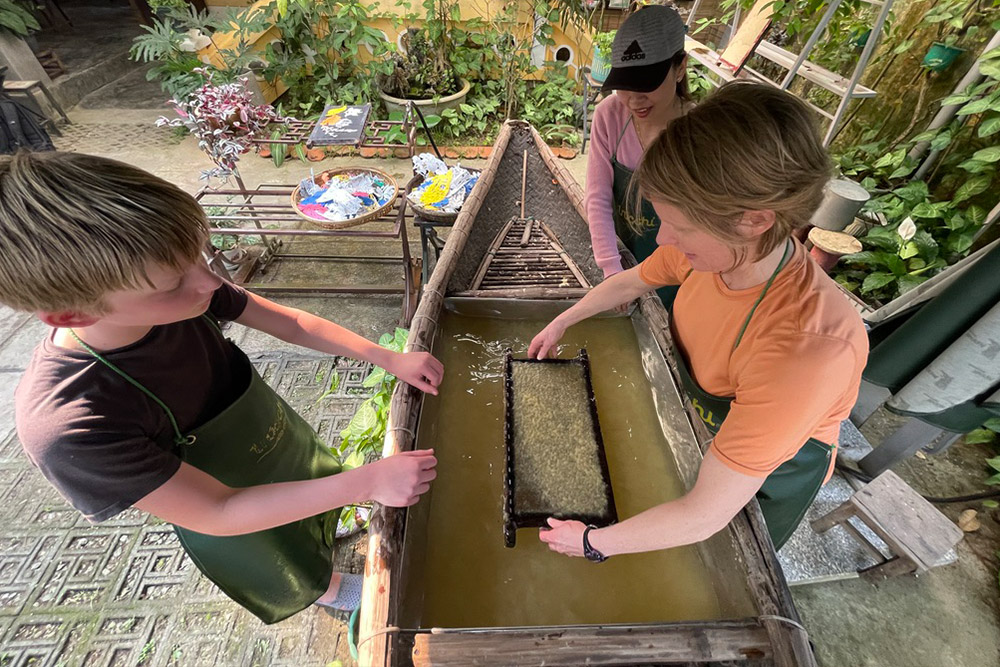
[811, 470, 963, 580]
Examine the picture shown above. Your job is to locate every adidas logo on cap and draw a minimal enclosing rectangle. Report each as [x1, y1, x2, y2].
[622, 40, 645, 62]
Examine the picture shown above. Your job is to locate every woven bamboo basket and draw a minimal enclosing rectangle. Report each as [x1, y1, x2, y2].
[290, 167, 398, 230]
[407, 168, 481, 223]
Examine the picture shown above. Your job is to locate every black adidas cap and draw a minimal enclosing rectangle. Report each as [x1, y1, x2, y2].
[601, 5, 686, 94]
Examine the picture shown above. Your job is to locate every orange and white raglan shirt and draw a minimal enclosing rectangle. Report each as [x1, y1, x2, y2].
[639, 240, 869, 479]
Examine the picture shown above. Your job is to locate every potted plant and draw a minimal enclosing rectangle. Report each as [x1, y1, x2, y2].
[590, 30, 615, 83]
[377, 0, 470, 116]
[156, 68, 285, 182]
[0, 0, 39, 38]
[919, 0, 974, 72]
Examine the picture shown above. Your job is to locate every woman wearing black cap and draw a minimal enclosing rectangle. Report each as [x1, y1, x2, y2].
[586, 5, 691, 306]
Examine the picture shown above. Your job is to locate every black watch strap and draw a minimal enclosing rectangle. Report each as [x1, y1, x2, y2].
[582, 525, 608, 563]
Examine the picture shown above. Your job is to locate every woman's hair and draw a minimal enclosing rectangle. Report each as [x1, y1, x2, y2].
[635, 81, 831, 262]
[0, 151, 209, 314]
[670, 50, 692, 103]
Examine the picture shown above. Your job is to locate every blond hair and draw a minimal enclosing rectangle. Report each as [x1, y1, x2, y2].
[635, 81, 831, 261]
[0, 151, 208, 313]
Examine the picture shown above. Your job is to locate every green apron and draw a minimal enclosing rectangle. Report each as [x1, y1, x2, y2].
[671, 242, 833, 549]
[610, 116, 679, 308]
[71, 317, 341, 624]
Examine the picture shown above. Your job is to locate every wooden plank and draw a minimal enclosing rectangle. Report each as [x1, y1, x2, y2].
[719, 0, 776, 74]
[452, 287, 591, 299]
[411, 622, 772, 666]
[755, 42, 877, 98]
[851, 471, 963, 570]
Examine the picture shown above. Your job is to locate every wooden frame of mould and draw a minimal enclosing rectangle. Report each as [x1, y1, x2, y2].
[359, 121, 817, 667]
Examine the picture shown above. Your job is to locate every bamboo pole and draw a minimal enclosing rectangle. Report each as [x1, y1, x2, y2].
[359, 121, 515, 667]
[469, 218, 517, 290]
[452, 287, 591, 299]
[519, 149, 528, 219]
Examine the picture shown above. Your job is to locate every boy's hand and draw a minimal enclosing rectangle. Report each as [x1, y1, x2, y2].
[528, 321, 567, 360]
[388, 351, 444, 395]
[366, 449, 437, 507]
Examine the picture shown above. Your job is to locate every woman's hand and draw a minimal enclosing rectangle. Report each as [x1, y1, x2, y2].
[538, 517, 587, 557]
[528, 320, 568, 359]
[387, 351, 444, 395]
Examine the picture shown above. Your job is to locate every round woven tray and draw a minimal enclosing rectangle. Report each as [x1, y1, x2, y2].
[407, 168, 481, 223]
[291, 167, 398, 230]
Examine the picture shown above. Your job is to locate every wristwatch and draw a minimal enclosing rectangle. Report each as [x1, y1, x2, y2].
[582, 525, 608, 563]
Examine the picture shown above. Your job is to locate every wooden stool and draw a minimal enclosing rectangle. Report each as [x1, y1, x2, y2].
[2, 79, 71, 133]
[811, 470, 963, 581]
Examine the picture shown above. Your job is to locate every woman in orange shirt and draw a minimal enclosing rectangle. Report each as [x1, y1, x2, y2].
[529, 82, 868, 560]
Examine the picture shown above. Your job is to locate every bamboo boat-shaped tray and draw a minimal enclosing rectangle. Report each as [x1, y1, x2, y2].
[502, 349, 617, 547]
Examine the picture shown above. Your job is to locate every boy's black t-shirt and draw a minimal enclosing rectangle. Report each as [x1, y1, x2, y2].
[15, 281, 249, 522]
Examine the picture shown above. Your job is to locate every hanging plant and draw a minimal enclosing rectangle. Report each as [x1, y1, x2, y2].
[156, 68, 286, 182]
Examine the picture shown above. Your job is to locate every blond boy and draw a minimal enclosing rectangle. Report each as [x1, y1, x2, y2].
[2, 151, 440, 622]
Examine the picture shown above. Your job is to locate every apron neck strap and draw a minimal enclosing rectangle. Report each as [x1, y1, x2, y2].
[731, 239, 794, 352]
[612, 115, 634, 162]
[67, 328, 192, 447]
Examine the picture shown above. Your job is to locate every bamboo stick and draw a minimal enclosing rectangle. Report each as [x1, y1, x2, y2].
[519, 218, 533, 247]
[538, 221, 592, 288]
[469, 218, 516, 290]
[452, 287, 591, 299]
[359, 122, 515, 667]
[520, 150, 528, 219]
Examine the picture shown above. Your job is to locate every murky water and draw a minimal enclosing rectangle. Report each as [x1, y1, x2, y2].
[399, 311, 723, 628]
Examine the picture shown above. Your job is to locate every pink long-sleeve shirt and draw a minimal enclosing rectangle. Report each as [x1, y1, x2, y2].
[585, 94, 646, 278]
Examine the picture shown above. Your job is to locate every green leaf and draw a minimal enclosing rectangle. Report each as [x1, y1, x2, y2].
[946, 229, 977, 253]
[893, 180, 929, 204]
[984, 417, 1000, 433]
[911, 229, 939, 259]
[966, 205, 987, 226]
[957, 94, 998, 116]
[941, 93, 973, 106]
[978, 115, 1000, 138]
[987, 472, 1000, 486]
[378, 332, 394, 348]
[342, 449, 366, 470]
[897, 273, 928, 294]
[394, 327, 409, 351]
[972, 146, 1000, 163]
[953, 176, 991, 204]
[965, 429, 996, 444]
[883, 252, 906, 275]
[889, 163, 916, 180]
[980, 61, 1000, 80]
[958, 158, 992, 174]
[986, 455, 1000, 472]
[363, 367, 387, 388]
[930, 129, 953, 150]
[983, 500, 999, 509]
[909, 202, 941, 218]
[842, 250, 884, 267]
[899, 241, 920, 260]
[347, 401, 378, 437]
[860, 272, 896, 294]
